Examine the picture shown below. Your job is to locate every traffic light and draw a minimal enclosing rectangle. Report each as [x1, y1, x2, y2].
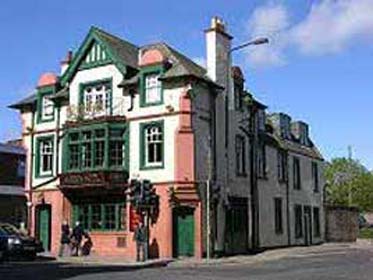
[129, 179, 142, 208]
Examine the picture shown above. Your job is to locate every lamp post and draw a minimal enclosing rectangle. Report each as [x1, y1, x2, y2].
[224, 37, 269, 252]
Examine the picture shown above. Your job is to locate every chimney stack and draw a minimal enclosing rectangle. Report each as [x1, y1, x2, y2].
[60, 50, 73, 75]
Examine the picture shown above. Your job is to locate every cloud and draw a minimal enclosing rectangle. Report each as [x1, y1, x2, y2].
[246, 3, 290, 67]
[246, 0, 373, 67]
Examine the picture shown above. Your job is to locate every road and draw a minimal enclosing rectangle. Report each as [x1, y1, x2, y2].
[1, 245, 373, 280]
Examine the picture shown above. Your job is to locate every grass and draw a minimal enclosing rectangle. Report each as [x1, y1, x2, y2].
[358, 228, 373, 239]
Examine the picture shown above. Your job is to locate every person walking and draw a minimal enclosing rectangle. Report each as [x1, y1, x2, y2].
[58, 220, 70, 257]
[70, 221, 84, 256]
[134, 221, 147, 262]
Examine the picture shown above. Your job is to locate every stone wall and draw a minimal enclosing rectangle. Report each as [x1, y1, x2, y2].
[325, 205, 359, 242]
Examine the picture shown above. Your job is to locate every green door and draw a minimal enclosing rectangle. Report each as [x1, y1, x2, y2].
[173, 207, 194, 257]
[38, 206, 51, 251]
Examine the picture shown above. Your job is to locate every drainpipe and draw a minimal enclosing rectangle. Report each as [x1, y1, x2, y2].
[27, 110, 35, 235]
[286, 152, 291, 246]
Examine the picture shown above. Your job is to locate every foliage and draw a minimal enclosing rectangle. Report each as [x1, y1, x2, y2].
[358, 228, 373, 239]
[326, 157, 373, 211]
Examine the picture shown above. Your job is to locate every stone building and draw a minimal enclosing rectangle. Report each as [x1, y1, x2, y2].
[9, 17, 324, 258]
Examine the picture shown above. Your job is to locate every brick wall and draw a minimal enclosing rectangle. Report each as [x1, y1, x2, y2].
[325, 205, 359, 242]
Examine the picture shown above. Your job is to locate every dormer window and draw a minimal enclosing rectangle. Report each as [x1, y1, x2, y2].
[42, 96, 54, 120]
[81, 79, 112, 117]
[144, 73, 162, 105]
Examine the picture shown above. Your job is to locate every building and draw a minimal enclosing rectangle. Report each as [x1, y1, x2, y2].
[9, 17, 324, 258]
[0, 142, 27, 226]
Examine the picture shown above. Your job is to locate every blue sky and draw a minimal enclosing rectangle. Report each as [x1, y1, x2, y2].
[1, 0, 373, 168]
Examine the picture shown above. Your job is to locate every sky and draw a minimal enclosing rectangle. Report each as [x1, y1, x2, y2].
[1, 0, 373, 168]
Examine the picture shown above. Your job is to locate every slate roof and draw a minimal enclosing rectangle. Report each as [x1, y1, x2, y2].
[8, 93, 37, 109]
[0, 143, 25, 155]
[119, 42, 223, 89]
[92, 27, 139, 70]
[50, 87, 69, 100]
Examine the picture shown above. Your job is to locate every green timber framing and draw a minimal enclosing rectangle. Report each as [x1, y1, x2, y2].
[60, 26, 137, 86]
[62, 122, 130, 173]
[139, 64, 165, 107]
[35, 134, 55, 179]
[72, 202, 126, 232]
[37, 85, 56, 124]
[78, 78, 114, 116]
[139, 119, 165, 170]
[78, 40, 112, 71]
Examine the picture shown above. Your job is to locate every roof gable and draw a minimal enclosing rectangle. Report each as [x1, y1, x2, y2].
[60, 27, 139, 85]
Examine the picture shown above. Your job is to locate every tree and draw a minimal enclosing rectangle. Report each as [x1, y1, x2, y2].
[325, 157, 373, 211]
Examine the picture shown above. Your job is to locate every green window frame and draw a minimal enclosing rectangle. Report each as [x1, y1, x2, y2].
[79, 78, 113, 117]
[35, 135, 55, 178]
[37, 86, 55, 123]
[72, 202, 126, 232]
[63, 123, 128, 172]
[79, 41, 112, 70]
[139, 65, 164, 107]
[140, 120, 164, 170]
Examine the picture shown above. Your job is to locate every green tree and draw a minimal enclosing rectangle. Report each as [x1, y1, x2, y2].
[325, 157, 373, 211]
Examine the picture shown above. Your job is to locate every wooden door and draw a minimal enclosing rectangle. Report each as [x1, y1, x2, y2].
[173, 207, 195, 257]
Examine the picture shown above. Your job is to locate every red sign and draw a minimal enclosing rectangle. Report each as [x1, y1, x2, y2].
[129, 206, 143, 232]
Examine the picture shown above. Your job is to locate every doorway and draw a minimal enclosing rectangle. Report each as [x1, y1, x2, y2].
[304, 206, 312, 246]
[36, 205, 51, 252]
[173, 206, 195, 257]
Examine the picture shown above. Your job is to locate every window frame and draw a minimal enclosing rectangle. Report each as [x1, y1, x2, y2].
[37, 86, 55, 123]
[257, 142, 267, 179]
[294, 204, 303, 238]
[313, 207, 321, 237]
[139, 65, 164, 107]
[72, 202, 126, 232]
[278, 149, 288, 183]
[35, 135, 55, 178]
[312, 162, 319, 193]
[63, 123, 128, 173]
[293, 156, 301, 190]
[274, 198, 283, 235]
[140, 120, 164, 170]
[235, 134, 246, 176]
[79, 78, 113, 118]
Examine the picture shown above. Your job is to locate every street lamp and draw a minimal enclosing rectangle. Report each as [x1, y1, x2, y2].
[224, 36, 269, 252]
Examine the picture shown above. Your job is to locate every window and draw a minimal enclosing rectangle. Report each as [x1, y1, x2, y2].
[42, 95, 54, 120]
[141, 121, 164, 169]
[257, 109, 266, 131]
[109, 128, 125, 167]
[257, 142, 266, 178]
[234, 82, 243, 110]
[37, 137, 54, 177]
[278, 150, 288, 182]
[81, 80, 112, 117]
[312, 162, 319, 192]
[17, 159, 26, 178]
[74, 203, 125, 231]
[294, 205, 303, 238]
[293, 157, 301, 190]
[235, 135, 246, 176]
[144, 73, 162, 105]
[65, 125, 127, 171]
[313, 207, 320, 237]
[274, 198, 283, 234]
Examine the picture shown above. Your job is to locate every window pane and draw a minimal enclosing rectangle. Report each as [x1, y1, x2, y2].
[109, 141, 123, 167]
[94, 141, 105, 167]
[145, 73, 161, 104]
[104, 205, 116, 230]
[145, 125, 163, 166]
[91, 205, 102, 230]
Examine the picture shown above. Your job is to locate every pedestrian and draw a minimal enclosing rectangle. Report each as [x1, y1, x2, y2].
[70, 221, 84, 256]
[58, 220, 70, 257]
[81, 231, 93, 256]
[134, 221, 147, 262]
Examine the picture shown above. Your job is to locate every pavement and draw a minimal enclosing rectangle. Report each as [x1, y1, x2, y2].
[1, 242, 373, 279]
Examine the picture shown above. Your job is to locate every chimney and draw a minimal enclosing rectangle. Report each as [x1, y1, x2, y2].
[291, 121, 309, 146]
[205, 16, 233, 86]
[60, 50, 73, 75]
[270, 113, 292, 140]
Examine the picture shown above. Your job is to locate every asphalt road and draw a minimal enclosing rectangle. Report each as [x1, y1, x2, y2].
[1, 246, 373, 280]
